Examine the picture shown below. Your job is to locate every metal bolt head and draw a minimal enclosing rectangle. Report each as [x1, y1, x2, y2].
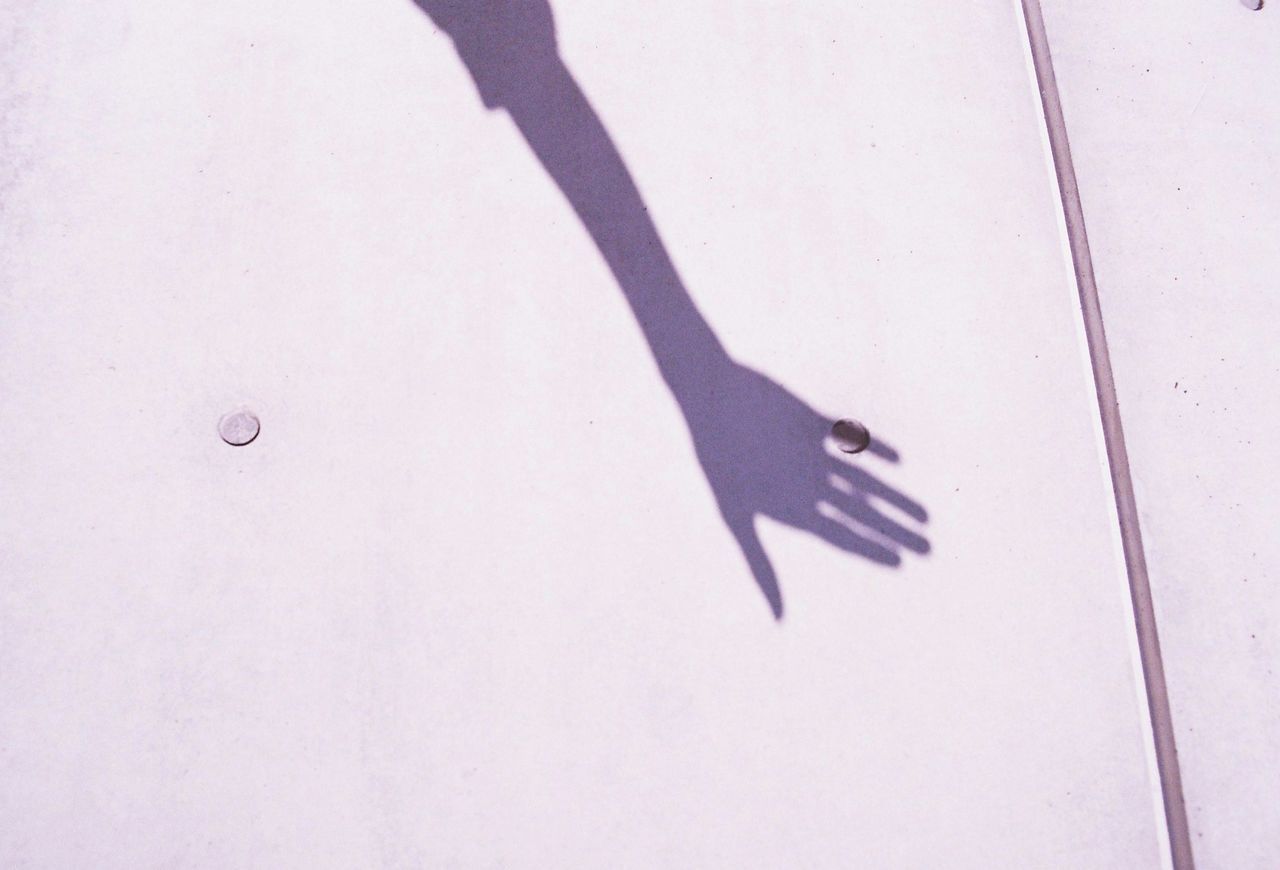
[218, 410, 260, 446]
[831, 419, 871, 454]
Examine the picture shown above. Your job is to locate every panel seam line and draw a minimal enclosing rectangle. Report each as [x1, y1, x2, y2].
[1017, 2, 1195, 868]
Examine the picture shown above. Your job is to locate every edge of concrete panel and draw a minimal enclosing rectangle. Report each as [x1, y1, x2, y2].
[1015, 1, 1195, 868]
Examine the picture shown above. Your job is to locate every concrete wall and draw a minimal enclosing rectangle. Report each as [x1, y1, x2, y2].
[1040, 2, 1280, 867]
[8, 0, 1269, 865]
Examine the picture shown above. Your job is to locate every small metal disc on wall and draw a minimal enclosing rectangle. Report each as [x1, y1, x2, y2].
[219, 410, 261, 447]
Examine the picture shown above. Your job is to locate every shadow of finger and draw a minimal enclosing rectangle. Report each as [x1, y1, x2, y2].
[828, 459, 929, 523]
[822, 495, 931, 555]
[810, 506, 902, 565]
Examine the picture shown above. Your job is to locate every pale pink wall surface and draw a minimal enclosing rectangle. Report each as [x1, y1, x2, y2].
[2, 1, 1166, 866]
[1039, 2, 1280, 866]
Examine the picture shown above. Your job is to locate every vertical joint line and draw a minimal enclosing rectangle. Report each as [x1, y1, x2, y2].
[1018, 2, 1194, 868]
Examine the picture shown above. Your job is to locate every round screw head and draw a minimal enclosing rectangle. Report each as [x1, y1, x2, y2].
[218, 410, 260, 446]
[831, 418, 871, 454]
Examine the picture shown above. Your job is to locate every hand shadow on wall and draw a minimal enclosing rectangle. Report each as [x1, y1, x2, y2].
[409, 0, 929, 619]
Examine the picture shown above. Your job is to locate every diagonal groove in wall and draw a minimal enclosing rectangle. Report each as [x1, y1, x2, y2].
[1017, 2, 1195, 868]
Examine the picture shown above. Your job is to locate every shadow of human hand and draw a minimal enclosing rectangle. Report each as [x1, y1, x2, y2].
[681, 358, 930, 618]
[405, 0, 930, 619]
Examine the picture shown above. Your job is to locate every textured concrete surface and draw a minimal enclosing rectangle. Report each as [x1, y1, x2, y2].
[1039, 1, 1280, 866]
[2, 2, 1167, 866]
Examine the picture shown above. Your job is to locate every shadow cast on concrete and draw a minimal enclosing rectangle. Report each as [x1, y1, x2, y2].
[409, 0, 929, 618]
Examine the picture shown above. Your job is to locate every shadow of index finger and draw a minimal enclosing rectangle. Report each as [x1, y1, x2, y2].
[866, 437, 899, 462]
[828, 457, 929, 524]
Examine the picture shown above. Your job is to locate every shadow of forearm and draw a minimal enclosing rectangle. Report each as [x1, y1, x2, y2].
[503, 60, 730, 398]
